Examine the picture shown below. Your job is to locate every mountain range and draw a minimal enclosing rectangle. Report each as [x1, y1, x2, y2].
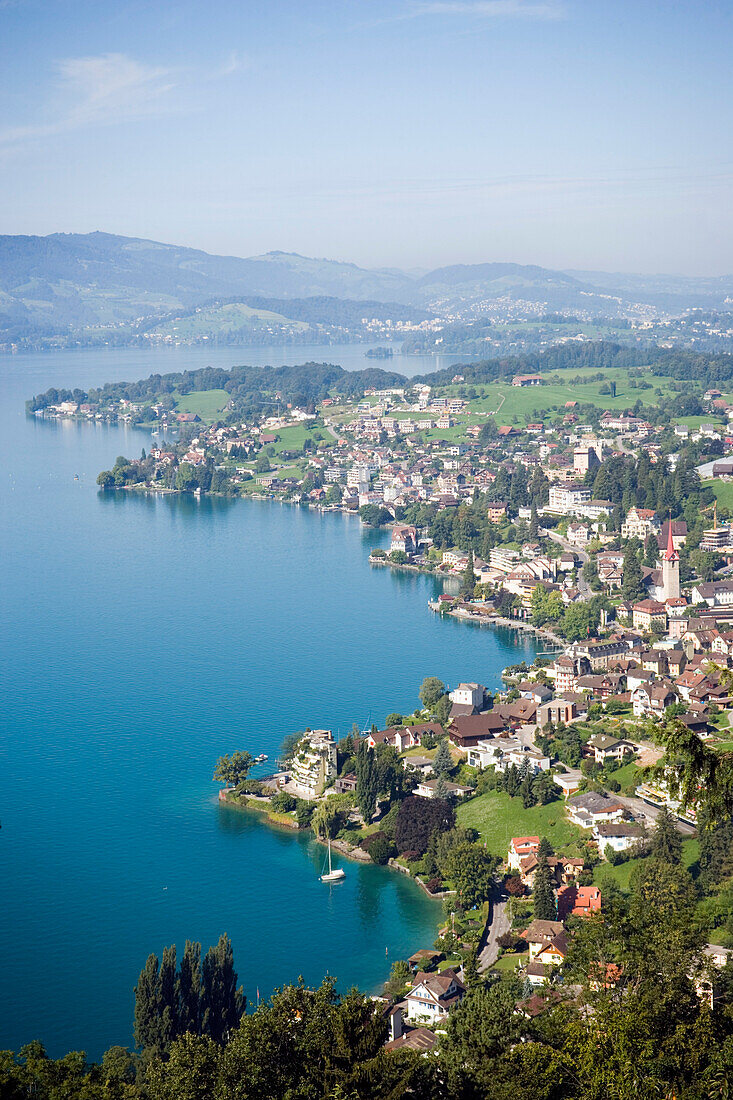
[1, 231, 732, 348]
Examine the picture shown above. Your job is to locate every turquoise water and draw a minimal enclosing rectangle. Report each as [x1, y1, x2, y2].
[0, 346, 539, 1059]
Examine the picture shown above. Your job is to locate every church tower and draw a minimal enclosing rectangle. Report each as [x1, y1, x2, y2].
[661, 521, 680, 601]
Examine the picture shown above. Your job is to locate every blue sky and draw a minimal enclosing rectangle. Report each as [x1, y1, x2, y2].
[1, 0, 732, 274]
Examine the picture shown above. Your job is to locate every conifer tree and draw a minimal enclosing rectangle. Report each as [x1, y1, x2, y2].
[159, 945, 178, 1051]
[433, 738, 454, 776]
[532, 855, 557, 921]
[650, 805, 682, 865]
[355, 740, 380, 822]
[176, 940, 202, 1037]
[201, 934, 245, 1046]
[460, 549, 476, 598]
[134, 953, 163, 1055]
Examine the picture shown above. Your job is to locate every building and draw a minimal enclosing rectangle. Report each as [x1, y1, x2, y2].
[405, 970, 465, 1024]
[512, 374, 543, 386]
[594, 822, 645, 855]
[621, 507, 659, 541]
[391, 525, 418, 554]
[566, 792, 626, 829]
[450, 683, 487, 710]
[507, 836, 541, 871]
[289, 730, 338, 798]
[632, 600, 667, 633]
[557, 884, 601, 919]
[586, 734, 635, 765]
[548, 483, 591, 515]
[661, 521, 680, 601]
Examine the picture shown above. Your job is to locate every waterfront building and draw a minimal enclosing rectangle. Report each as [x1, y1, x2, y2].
[289, 730, 338, 798]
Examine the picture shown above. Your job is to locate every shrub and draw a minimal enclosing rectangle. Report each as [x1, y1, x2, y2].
[425, 878, 444, 894]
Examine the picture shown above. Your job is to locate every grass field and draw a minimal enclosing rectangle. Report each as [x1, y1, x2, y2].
[266, 423, 330, 455]
[152, 302, 308, 339]
[673, 415, 726, 429]
[174, 388, 230, 420]
[457, 790, 584, 856]
[461, 372, 681, 426]
[702, 479, 733, 512]
[593, 837, 699, 892]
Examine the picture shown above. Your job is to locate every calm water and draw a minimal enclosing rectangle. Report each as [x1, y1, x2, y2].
[0, 345, 539, 1059]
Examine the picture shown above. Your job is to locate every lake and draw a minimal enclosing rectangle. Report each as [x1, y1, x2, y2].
[0, 344, 539, 1059]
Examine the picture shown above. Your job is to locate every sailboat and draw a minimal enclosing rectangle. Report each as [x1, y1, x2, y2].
[320, 837, 345, 883]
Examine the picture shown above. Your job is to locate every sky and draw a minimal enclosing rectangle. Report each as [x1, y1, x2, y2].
[0, 0, 732, 275]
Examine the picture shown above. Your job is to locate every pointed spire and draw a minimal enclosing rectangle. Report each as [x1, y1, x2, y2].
[664, 514, 679, 562]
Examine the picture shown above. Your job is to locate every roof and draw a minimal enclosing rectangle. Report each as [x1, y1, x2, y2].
[520, 919, 564, 943]
[385, 1027, 437, 1053]
[567, 792, 624, 815]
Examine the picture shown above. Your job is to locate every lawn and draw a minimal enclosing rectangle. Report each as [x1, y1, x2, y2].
[174, 388, 230, 421]
[702, 479, 733, 513]
[594, 837, 699, 892]
[266, 423, 330, 456]
[456, 790, 584, 857]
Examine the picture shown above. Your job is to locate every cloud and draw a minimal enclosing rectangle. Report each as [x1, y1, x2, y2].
[409, 0, 564, 18]
[0, 53, 176, 148]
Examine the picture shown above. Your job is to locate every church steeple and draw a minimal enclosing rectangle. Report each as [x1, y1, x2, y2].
[663, 517, 679, 563]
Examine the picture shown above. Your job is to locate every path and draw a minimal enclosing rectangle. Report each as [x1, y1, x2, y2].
[477, 885, 511, 971]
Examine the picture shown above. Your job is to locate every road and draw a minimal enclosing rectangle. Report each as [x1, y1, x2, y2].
[477, 885, 511, 971]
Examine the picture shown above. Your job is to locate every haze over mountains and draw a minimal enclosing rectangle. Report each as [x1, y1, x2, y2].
[1, 231, 732, 351]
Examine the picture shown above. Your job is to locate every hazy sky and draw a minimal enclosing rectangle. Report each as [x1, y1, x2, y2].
[1, 0, 732, 274]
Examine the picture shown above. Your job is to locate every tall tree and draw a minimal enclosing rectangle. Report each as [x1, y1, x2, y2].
[134, 953, 163, 1056]
[621, 542, 645, 601]
[159, 945, 179, 1051]
[532, 855, 557, 921]
[433, 738, 454, 776]
[176, 940, 202, 1037]
[419, 677, 446, 710]
[355, 741, 380, 822]
[460, 549, 476, 598]
[201, 934, 245, 1046]
[650, 806, 682, 864]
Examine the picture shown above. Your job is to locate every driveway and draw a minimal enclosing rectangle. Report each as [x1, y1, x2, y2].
[478, 885, 511, 971]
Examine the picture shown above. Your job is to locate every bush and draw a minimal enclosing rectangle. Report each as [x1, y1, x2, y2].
[425, 878, 444, 894]
[295, 800, 315, 828]
[362, 832, 395, 865]
[236, 779, 265, 795]
[270, 792, 296, 813]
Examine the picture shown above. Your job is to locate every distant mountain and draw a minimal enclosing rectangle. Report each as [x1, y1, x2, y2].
[1, 231, 732, 351]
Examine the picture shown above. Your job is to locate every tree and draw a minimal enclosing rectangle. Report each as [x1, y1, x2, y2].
[355, 740, 380, 822]
[176, 463, 198, 491]
[394, 796, 456, 856]
[419, 676, 446, 710]
[385, 959, 411, 997]
[200, 934, 245, 1046]
[650, 805, 682, 864]
[433, 738, 454, 776]
[434, 774, 449, 801]
[439, 984, 518, 1099]
[532, 855, 556, 921]
[622, 542, 645, 601]
[254, 453, 271, 473]
[134, 953, 163, 1056]
[385, 713, 403, 728]
[447, 843, 498, 909]
[460, 550, 476, 598]
[176, 940, 202, 1037]
[213, 751, 253, 789]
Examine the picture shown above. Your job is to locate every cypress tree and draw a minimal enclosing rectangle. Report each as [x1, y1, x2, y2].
[355, 740, 380, 822]
[532, 855, 557, 921]
[134, 953, 163, 1055]
[460, 549, 476, 598]
[159, 945, 178, 1051]
[177, 940, 202, 1037]
[201, 934, 245, 1046]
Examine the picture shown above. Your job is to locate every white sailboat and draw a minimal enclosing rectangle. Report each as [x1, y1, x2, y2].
[320, 837, 345, 882]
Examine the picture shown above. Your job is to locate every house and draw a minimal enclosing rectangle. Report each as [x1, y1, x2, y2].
[632, 600, 667, 633]
[405, 969, 465, 1024]
[507, 836, 541, 871]
[557, 885, 601, 920]
[621, 507, 659, 541]
[567, 522, 591, 546]
[449, 713, 508, 749]
[516, 681, 553, 704]
[385, 1026, 437, 1053]
[414, 778, 473, 800]
[566, 792, 625, 829]
[512, 374, 543, 386]
[391, 525, 418, 554]
[553, 773, 582, 798]
[450, 683, 488, 710]
[402, 754, 435, 777]
[536, 698, 578, 726]
[631, 681, 676, 717]
[586, 734, 635, 765]
[334, 773, 357, 794]
[595, 821, 645, 855]
[521, 920, 565, 959]
[487, 501, 508, 522]
[408, 949, 443, 973]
